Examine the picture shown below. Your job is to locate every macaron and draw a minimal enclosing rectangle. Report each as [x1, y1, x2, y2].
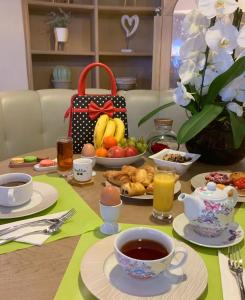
[39, 159, 56, 167]
[24, 156, 37, 163]
[10, 157, 24, 164]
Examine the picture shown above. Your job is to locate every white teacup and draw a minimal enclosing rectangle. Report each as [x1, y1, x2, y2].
[0, 173, 33, 207]
[114, 227, 187, 279]
[73, 158, 92, 182]
[81, 155, 96, 168]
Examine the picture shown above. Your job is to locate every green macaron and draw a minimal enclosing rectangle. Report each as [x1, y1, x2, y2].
[24, 156, 37, 163]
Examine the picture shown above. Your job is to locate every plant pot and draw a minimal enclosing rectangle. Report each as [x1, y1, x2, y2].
[54, 27, 69, 42]
[52, 80, 71, 89]
[185, 121, 245, 165]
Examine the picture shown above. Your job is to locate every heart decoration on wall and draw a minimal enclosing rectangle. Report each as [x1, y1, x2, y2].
[121, 15, 140, 38]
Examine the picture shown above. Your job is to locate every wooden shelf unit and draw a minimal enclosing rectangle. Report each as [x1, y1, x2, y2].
[23, 0, 163, 90]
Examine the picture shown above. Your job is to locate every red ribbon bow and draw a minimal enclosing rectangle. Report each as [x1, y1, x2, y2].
[88, 100, 115, 120]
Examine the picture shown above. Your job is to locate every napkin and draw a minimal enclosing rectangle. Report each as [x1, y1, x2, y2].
[0, 211, 69, 246]
[218, 251, 245, 300]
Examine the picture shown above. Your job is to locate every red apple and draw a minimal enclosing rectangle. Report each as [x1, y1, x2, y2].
[107, 146, 125, 158]
[124, 146, 139, 157]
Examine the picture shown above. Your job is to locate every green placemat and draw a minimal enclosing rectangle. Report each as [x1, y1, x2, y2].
[0, 175, 102, 255]
[54, 205, 245, 300]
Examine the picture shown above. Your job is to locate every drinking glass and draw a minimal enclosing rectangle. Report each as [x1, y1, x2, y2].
[152, 170, 175, 223]
[57, 137, 73, 177]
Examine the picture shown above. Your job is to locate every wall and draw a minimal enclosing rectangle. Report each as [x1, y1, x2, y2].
[0, 0, 28, 90]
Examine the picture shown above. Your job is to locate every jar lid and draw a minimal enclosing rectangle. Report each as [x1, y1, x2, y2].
[154, 118, 173, 126]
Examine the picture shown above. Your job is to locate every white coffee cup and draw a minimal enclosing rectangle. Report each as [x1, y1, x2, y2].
[73, 158, 92, 182]
[114, 227, 187, 279]
[0, 173, 33, 207]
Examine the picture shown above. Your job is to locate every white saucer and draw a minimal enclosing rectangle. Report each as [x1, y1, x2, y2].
[80, 234, 208, 299]
[173, 213, 244, 248]
[0, 182, 58, 219]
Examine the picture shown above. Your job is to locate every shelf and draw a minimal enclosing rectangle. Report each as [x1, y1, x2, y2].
[31, 50, 95, 56]
[28, 0, 95, 13]
[98, 5, 156, 15]
[99, 51, 152, 57]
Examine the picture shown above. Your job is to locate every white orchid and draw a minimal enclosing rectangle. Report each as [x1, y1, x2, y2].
[194, 67, 220, 95]
[198, 0, 238, 19]
[205, 21, 238, 53]
[180, 33, 207, 61]
[238, 0, 245, 12]
[173, 83, 195, 107]
[219, 75, 245, 102]
[227, 102, 244, 117]
[182, 9, 210, 36]
[237, 25, 245, 47]
[209, 50, 234, 73]
[179, 60, 197, 84]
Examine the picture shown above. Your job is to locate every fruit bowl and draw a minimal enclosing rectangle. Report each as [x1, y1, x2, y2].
[96, 152, 146, 168]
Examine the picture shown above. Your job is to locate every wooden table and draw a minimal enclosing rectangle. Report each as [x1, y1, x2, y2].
[0, 148, 244, 300]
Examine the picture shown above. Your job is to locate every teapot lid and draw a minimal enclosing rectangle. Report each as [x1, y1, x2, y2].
[197, 182, 226, 201]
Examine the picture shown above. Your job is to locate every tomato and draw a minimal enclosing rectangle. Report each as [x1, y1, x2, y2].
[234, 178, 245, 189]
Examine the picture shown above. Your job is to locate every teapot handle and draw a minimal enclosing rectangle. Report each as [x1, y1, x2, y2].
[224, 186, 238, 207]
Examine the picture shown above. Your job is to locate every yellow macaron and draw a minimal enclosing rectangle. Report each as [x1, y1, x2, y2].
[10, 157, 24, 164]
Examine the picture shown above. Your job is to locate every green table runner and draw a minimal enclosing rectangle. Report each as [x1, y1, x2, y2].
[54, 205, 245, 300]
[0, 175, 101, 255]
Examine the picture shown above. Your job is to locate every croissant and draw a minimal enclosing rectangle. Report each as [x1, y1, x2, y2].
[121, 165, 137, 179]
[103, 170, 130, 187]
[131, 169, 152, 187]
[121, 182, 146, 196]
[146, 183, 154, 194]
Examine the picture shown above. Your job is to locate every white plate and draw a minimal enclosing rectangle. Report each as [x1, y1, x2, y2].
[149, 149, 200, 176]
[121, 180, 181, 201]
[80, 234, 208, 299]
[173, 213, 244, 248]
[191, 172, 245, 200]
[33, 163, 57, 172]
[96, 152, 145, 168]
[0, 182, 58, 219]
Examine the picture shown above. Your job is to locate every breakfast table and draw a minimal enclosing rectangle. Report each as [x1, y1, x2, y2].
[0, 147, 244, 300]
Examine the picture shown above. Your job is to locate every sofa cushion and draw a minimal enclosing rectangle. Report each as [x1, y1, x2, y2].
[0, 91, 44, 159]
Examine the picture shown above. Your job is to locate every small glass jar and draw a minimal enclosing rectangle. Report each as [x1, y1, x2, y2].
[147, 119, 178, 154]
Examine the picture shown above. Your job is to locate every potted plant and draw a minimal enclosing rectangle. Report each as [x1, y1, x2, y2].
[47, 8, 71, 50]
[52, 65, 71, 89]
[139, 1, 245, 165]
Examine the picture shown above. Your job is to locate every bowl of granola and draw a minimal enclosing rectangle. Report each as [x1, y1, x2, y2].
[149, 149, 201, 176]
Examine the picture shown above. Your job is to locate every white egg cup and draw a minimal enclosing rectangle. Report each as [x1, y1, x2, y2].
[99, 201, 122, 235]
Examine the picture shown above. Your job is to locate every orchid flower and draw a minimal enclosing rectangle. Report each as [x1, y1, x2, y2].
[179, 60, 197, 84]
[219, 75, 245, 102]
[227, 102, 244, 117]
[205, 21, 238, 53]
[209, 50, 234, 72]
[238, 0, 245, 12]
[198, 0, 238, 19]
[182, 9, 210, 36]
[180, 33, 207, 61]
[173, 83, 195, 107]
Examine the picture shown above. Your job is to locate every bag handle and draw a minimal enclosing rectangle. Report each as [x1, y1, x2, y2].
[78, 62, 117, 96]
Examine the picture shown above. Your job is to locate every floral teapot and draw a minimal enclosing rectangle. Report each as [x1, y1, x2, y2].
[178, 182, 238, 237]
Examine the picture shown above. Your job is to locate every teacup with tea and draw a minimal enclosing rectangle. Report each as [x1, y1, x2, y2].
[0, 173, 33, 206]
[114, 227, 187, 279]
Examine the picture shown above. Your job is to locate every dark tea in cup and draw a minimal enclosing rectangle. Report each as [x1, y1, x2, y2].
[121, 239, 168, 260]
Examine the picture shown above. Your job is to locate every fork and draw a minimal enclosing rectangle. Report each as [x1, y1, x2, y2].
[0, 211, 74, 245]
[228, 246, 245, 300]
[0, 208, 76, 237]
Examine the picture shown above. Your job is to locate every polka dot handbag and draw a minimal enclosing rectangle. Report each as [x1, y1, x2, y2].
[64, 62, 128, 154]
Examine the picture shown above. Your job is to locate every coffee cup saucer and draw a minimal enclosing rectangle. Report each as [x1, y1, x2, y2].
[0, 182, 58, 219]
[173, 213, 244, 248]
[80, 234, 208, 299]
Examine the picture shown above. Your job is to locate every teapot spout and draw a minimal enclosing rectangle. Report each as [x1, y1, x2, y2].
[178, 193, 202, 221]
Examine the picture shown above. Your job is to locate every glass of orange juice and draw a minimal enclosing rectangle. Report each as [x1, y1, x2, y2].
[152, 169, 175, 223]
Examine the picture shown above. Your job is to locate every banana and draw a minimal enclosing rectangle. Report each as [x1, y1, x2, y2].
[102, 119, 116, 139]
[93, 114, 109, 149]
[114, 117, 125, 142]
